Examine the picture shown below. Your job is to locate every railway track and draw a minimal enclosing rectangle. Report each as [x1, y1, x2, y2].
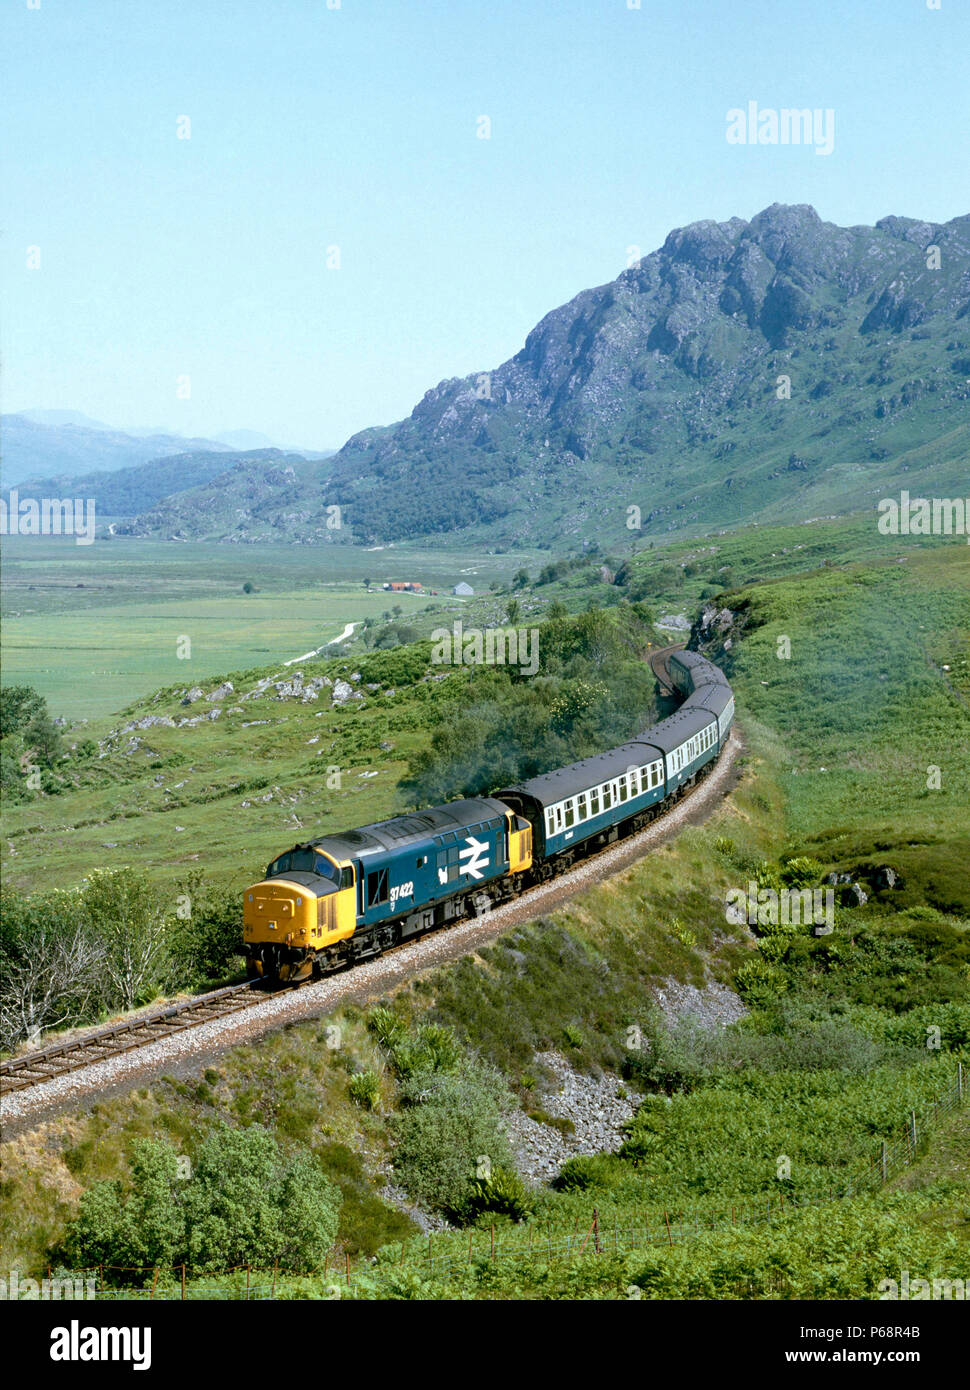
[648, 639, 686, 695]
[0, 981, 281, 1097]
[1, 642, 695, 1103]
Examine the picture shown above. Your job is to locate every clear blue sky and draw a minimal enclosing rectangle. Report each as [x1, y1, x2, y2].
[2, 0, 968, 450]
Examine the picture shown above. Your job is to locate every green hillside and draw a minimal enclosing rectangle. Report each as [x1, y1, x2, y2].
[1, 521, 967, 1299]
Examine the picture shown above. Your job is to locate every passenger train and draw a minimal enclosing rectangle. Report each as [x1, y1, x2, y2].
[242, 647, 734, 981]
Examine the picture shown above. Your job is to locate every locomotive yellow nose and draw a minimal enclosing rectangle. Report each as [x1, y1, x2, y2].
[243, 879, 316, 946]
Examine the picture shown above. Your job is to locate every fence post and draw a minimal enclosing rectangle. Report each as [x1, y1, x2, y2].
[346, 1252, 350, 1287]
[593, 1208, 600, 1255]
[428, 1235, 433, 1274]
[909, 1110, 918, 1154]
[959, 1061, 964, 1102]
[881, 1142, 888, 1183]
[664, 1210, 673, 1247]
[150, 1268, 159, 1301]
[271, 1259, 277, 1298]
[180, 1264, 186, 1301]
[246, 1264, 251, 1301]
[490, 1224, 495, 1260]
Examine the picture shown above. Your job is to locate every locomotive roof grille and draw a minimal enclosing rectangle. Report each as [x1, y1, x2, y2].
[308, 797, 510, 858]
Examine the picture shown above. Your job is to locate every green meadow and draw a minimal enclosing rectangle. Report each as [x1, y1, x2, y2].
[0, 537, 542, 721]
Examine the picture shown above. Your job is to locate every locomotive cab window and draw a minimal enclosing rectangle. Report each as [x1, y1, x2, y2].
[339, 865, 354, 890]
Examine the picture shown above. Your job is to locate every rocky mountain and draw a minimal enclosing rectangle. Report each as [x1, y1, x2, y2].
[120, 205, 970, 547]
[0, 414, 231, 488]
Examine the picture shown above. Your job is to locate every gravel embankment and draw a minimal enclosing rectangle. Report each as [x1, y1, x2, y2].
[502, 1051, 642, 1183]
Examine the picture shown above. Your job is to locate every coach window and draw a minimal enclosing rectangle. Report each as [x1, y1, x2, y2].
[565, 801, 575, 828]
[589, 788, 600, 816]
[602, 784, 612, 809]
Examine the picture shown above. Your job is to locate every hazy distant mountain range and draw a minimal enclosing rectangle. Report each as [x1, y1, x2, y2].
[6, 205, 968, 546]
[0, 413, 234, 487]
[0, 413, 334, 516]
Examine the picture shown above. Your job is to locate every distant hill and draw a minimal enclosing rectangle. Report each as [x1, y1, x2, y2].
[1, 449, 321, 519]
[107, 452, 334, 539]
[0, 414, 232, 487]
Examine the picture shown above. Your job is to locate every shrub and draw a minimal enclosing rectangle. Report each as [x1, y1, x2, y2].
[780, 856, 825, 888]
[463, 1166, 535, 1223]
[349, 1071, 382, 1110]
[61, 1124, 342, 1278]
[552, 1153, 623, 1193]
[367, 1006, 408, 1051]
[391, 1065, 516, 1221]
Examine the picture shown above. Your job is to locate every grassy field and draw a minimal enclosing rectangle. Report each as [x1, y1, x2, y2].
[0, 537, 543, 721]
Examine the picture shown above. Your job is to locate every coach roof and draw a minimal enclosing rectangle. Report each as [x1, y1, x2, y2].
[497, 738, 667, 806]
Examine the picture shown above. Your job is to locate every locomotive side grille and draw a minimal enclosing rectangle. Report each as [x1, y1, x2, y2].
[317, 896, 334, 932]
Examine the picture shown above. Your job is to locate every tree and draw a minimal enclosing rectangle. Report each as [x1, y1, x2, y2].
[506, 598, 521, 626]
[62, 1125, 343, 1278]
[242, 581, 256, 594]
[511, 568, 529, 590]
[184, 1125, 340, 1271]
[26, 707, 63, 768]
[0, 888, 105, 1049]
[81, 868, 170, 1011]
[363, 577, 371, 590]
[63, 1140, 186, 1272]
[167, 872, 244, 989]
[0, 685, 46, 740]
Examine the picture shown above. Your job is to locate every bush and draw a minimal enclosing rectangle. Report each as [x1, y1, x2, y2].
[391, 1065, 517, 1222]
[349, 1071, 381, 1109]
[463, 1166, 535, 1223]
[367, 1006, 409, 1050]
[780, 856, 825, 888]
[62, 1124, 342, 1278]
[552, 1153, 623, 1193]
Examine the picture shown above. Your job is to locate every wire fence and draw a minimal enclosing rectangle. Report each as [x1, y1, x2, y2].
[866, 1060, 965, 1184]
[51, 1061, 967, 1300]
